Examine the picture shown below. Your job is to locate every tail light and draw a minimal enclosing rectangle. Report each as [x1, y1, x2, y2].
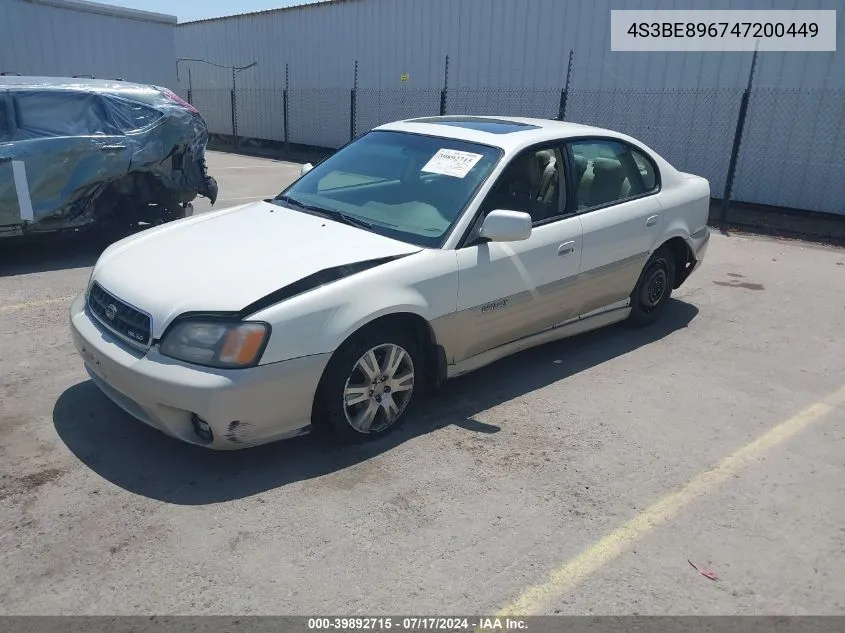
[158, 86, 199, 114]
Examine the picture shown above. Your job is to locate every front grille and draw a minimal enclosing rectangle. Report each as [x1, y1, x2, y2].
[87, 282, 152, 348]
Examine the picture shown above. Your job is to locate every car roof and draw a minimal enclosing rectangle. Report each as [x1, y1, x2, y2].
[0, 76, 158, 94]
[0, 76, 167, 107]
[375, 115, 624, 152]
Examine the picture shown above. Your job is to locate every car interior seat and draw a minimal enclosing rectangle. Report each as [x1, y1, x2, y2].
[589, 157, 627, 207]
[572, 154, 589, 208]
[502, 153, 541, 199]
[486, 152, 568, 223]
[573, 154, 589, 185]
[536, 150, 559, 206]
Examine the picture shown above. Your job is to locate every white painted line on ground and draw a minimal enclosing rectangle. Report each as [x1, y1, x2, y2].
[495, 383, 845, 616]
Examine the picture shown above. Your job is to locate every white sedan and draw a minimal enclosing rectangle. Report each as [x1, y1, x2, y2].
[70, 115, 710, 449]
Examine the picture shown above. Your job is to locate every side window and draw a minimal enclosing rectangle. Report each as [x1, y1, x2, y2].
[481, 145, 566, 225]
[569, 140, 659, 211]
[631, 148, 657, 191]
[14, 90, 116, 138]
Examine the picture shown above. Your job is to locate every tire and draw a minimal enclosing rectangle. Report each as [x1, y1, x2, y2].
[627, 245, 675, 327]
[159, 202, 191, 224]
[313, 325, 424, 443]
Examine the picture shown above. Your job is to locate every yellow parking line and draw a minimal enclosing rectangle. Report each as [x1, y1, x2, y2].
[497, 384, 845, 616]
[0, 296, 75, 313]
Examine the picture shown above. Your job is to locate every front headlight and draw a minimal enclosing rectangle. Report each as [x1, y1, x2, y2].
[159, 320, 271, 368]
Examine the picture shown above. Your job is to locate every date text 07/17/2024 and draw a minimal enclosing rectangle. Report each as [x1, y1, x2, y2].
[306, 618, 528, 631]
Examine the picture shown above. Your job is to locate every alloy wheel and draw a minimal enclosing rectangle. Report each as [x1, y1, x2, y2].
[342, 343, 415, 433]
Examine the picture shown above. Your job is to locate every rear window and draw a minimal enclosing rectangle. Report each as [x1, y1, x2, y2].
[108, 97, 162, 132]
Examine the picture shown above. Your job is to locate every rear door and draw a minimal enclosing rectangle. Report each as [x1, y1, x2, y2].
[10, 89, 131, 223]
[566, 138, 662, 315]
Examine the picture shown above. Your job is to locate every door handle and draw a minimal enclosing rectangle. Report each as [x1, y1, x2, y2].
[99, 144, 126, 151]
[646, 215, 659, 227]
[558, 241, 576, 256]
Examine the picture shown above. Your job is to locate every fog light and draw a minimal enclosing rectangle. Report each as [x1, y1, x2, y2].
[191, 415, 214, 443]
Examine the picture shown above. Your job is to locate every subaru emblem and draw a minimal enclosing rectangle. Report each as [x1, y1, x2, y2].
[105, 303, 117, 320]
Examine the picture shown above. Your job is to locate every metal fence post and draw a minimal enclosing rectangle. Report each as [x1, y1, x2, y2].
[231, 88, 238, 151]
[231, 67, 239, 151]
[721, 47, 758, 224]
[283, 63, 290, 153]
[187, 68, 193, 105]
[558, 49, 574, 121]
[439, 55, 449, 116]
[350, 60, 358, 141]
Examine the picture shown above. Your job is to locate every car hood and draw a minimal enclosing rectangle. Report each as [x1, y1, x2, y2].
[91, 200, 421, 339]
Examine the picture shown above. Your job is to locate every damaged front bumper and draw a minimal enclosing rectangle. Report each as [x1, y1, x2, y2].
[69, 292, 331, 450]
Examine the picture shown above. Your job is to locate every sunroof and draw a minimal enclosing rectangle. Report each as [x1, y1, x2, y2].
[410, 116, 539, 134]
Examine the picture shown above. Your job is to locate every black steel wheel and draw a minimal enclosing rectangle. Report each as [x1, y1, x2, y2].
[628, 245, 675, 327]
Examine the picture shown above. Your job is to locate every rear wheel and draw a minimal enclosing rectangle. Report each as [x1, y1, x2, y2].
[627, 245, 675, 327]
[314, 326, 423, 443]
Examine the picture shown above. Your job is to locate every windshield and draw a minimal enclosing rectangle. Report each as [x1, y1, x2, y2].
[276, 130, 502, 247]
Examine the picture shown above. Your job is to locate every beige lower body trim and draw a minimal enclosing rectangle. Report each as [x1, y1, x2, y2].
[447, 303, 631, 379]
[433, 251, 648, 365]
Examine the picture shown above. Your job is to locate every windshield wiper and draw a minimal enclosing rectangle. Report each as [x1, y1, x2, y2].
[274, 195, 372, 229]
[320, 208, 373, 230]
[274, 194, 324, 214]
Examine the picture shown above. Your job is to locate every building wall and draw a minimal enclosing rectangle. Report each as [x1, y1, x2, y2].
[1, 0, 177, 87]
[174, 0, 845, 215]
[175, 0, 844, 91]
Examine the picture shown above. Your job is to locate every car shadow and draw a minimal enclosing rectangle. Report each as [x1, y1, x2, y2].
[0, 226, 148, 277]
[53, 299, 699, 505]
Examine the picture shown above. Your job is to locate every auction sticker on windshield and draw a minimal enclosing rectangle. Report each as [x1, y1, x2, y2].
[421, 149, 483, 178]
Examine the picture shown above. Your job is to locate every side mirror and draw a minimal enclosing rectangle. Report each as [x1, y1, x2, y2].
[479, 210, 532, 242]
[300, 162, 313, 176]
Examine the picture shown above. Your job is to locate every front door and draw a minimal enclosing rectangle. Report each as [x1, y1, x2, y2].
[453, 144, 583, 363]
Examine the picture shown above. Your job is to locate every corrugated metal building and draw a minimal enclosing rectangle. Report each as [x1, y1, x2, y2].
[177, 0, 844, 91]
[177, 0, 844, 215]
[1, 0, 177, 87]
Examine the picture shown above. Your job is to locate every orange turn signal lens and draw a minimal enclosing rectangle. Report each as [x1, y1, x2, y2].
[218, 323, 269, 366]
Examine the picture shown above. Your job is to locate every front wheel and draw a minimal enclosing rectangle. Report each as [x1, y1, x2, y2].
[628, 246, 675, 327]
[314, 326, 423, 443]
[159, 202, 193, 224]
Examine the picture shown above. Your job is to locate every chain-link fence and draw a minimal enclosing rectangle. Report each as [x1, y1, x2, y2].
[191, 88, 232, 141]
[287, 88, 351, 149]
[354, 88, 442, 137]
[733, 88, 845, 214]
[186, 80, 845, 216]
[236, 88, 286, 143]
[448, 88, 561, 120]
[566, 89, 744, 195]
